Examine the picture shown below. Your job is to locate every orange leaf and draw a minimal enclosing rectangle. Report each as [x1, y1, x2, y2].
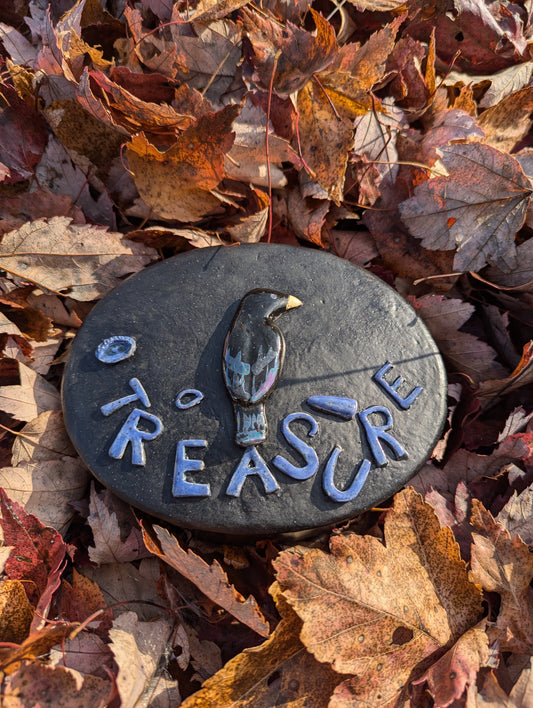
[142, 523, 270, 637]
[275, 488, 482, 706]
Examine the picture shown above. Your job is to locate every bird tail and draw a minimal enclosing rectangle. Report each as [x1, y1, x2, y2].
[234, 402, 267, 446]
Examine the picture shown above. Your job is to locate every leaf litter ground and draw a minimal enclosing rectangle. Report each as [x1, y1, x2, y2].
[0, 0, 532, 706]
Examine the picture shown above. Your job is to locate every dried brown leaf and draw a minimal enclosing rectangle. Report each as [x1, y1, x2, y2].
[275, 488, 482, 706]
[470, 500, 533, 653]
[0, 362, 60, 421]
[497, 485, 533, 545]
[142, 523, 269, 637]
[126, 105, 239, 222]
[400, 143, 532, 272]
[0, 217, 157, 301]
[109, 611, 178, 708]
[479, 87, 533, 153]
[180, 582, 343, 708]
[0, 579, 33, 644]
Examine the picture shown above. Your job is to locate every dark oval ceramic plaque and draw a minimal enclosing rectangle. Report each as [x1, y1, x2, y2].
[62, 244, 447, 539]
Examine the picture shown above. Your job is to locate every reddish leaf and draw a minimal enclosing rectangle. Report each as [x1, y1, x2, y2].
[400, 143, 532, 272]
[0, 85, 47, 183]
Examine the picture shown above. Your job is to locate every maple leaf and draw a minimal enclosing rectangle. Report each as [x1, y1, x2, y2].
[0, 410, 89, 534]
[470, 500, 533, 653]
[0, 361, 60, 422]
[497, 485, 533, 545]
[242, 7, 338, 97]
[126, 105, 240, 222]
[0, 84, 47, 183]
[87, 486, 151, 565]
[275, 488, 483, 706]
[0, 217, 157, 301]
[59, 568, 110, 628]
[0, 488, 70, 626]
[478, 86, 533, 154]
[142, 522, 270, 637]
[400, 143, 532, 272]
[0, 622, 80, 672]
[411, 295, 508, 383]
[180, 582, 343, 708]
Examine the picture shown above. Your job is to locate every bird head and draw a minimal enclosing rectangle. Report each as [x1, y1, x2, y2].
[238, 289, 302, 322]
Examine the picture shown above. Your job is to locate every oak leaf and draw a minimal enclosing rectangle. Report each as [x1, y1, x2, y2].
[142, 523, 270, 637]
[0, 217, 157, 301]
[399, 143, 532, 272]
[275, 488, 483, 706]
[470, 500, 533, 653]
[126, 105, 239, 222]
[180, 582, 343, 708]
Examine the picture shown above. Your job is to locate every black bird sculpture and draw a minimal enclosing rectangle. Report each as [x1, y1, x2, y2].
[223, 289, 302, 447]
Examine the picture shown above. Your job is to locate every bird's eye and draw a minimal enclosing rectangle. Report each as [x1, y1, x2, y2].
[270, 294, 277, 299]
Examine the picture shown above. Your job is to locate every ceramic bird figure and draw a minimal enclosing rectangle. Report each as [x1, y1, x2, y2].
[223, 289, 302, 446]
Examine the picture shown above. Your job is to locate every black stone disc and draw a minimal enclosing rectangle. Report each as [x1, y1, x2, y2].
[62, 244, 447, 539]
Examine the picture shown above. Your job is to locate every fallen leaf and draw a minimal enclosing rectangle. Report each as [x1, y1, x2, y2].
[126, 105, 239, 222]
[226, 189, 269, 244]
[399, 143, 532, 272]
[413, 622, 490, 707]
[286, 189, 330, 247]
[0, 579, 33, 643]
[59, 568, 109, 627]
[412, 295, 508, 383]
[180, 582, 343, 708]
[88, 486, 150, 565]
[0, 622, 79, 672]
[2, 662, 110, 708]
[242, 8, 337, 97]
[275, 488, 482, 706]
[49, 632, 114, 677]
[296, 78, 353, 203]
[0, 361, 60, 422]
[109, 611, 178, 708]
[477, 341, 533, 400]
[470, 500, 533, 653]
[0, 85, 47, 183]
[142, 523, 270, 637]
[83, 557, 163, 621]
[478, 87, 533, 153]
[497, 486, 533, 545]
[0, 217, 157, 301]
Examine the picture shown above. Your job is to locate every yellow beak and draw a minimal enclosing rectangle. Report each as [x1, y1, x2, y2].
[286, 295, 303, 310]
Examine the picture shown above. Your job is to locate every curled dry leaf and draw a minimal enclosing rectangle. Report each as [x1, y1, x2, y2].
[275, 488, 483, 706]
[477, 341, 533, 400]
[470, 500, 533, 654]
[0, 622, 79, 672]
[400, 143, 532, 272]
[181, 582, 343, 708]
[142, 523, 270, 637]
[0, 217, 158, 301]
